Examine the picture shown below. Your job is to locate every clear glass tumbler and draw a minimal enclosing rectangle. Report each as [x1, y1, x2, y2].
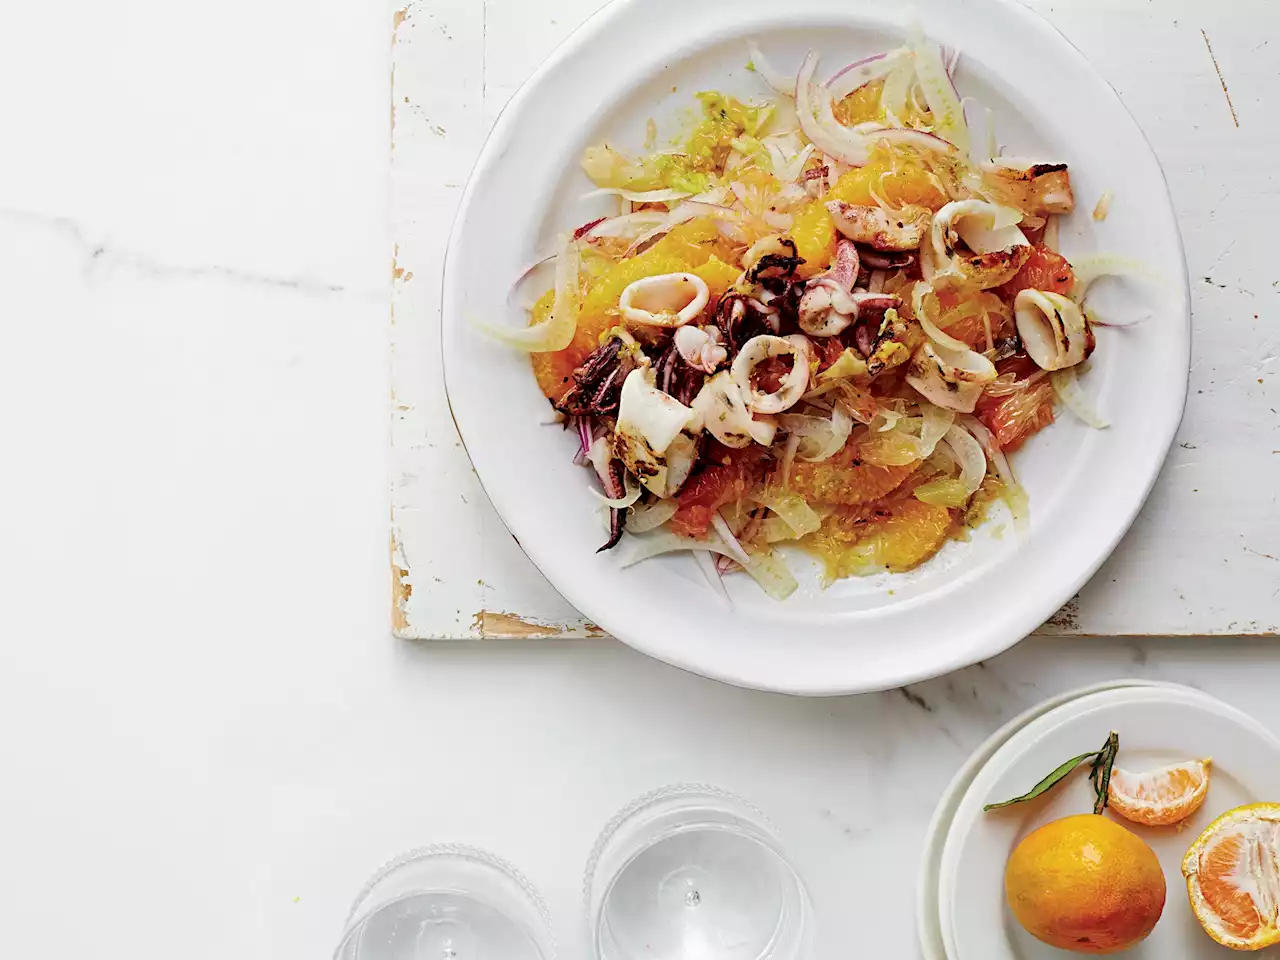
[584, 784, 813, 960]
[335, 843, 555, 960]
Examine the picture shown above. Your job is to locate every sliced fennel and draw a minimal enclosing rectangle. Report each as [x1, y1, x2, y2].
[1050, 367, 1110, 429]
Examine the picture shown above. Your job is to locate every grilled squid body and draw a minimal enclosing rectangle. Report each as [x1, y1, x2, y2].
[673, 324, 728, 373]
[1015, 290, 1093, 371]
[691, 371, 778, 449]
[619, 273, 710, 328]
[925, 200, 1031, 290]
[613, 366, 698, 494]
[905, 340, 997, 413]
[826, 200, 931, 251]
[980, 160, 1075, 218]
[798, 238, 860, 337]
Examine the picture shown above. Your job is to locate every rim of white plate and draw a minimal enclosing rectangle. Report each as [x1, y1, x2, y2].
[441, 0, 1191, 695]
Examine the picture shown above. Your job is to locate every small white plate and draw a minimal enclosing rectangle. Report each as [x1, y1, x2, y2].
[443, 0, 1190, 694]
[939, 686, 1280, 959]
[915, 680, 1180, 960]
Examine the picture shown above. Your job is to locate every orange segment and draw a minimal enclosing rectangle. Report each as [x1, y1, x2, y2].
[530, 221, 720, 401]
[788, 458, 915, 505]
[788, 200, 836, 278]
[881, 165, 949, 212]
[580, 221, 718, 322]
[1107, 759, 1211, 826]
[833, 80, 885, 126]
[824, 146, 949, 212]
[789, 147, 947, 280]
[690, 255, 740, 299]
[527, 289, 578, 399]
[805, 498, 954, 580]
[1183, 803, 1280, 950]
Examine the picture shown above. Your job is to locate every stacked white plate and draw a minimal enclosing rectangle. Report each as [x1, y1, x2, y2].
[918, 681, 1280, 959]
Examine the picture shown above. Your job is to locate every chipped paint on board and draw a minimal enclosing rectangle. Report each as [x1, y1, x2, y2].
[473, 610, 566, 639]
[391, 532, 413, 635]
[392, 243, 407, 282]
[1043, 594, 1082, 632]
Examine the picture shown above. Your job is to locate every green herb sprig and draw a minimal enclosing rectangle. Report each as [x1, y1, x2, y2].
[984, 731, 1120, 813]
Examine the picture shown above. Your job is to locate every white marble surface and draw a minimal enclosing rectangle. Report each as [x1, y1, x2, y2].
[3, 2, 1280, 959]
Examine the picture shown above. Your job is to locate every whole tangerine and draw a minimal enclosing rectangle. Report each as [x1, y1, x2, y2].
[1005, 814, 1166, 954]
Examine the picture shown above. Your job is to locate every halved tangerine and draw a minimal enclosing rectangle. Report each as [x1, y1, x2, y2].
[1183, 802, 1280, 951]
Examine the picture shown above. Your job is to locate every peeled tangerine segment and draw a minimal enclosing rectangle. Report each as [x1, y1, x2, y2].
[1183, 803, 1280, 950]
[1106, 758, 1211, 826]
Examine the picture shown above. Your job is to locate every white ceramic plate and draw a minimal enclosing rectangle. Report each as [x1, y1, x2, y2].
[939, 686, 1280, 959]
[442, 0, 1190, 694]
[915, 680, 1181, 960]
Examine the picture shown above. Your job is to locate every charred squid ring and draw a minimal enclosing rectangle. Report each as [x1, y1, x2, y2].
[1015, 289, 1091, 371]
[928, 199, 1031, 290]
[730, 334, 813, 414]
[618, 273, 710, 328]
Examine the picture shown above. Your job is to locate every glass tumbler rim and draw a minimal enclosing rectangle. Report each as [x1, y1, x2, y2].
[583, 783, 813, 960]
[583, 783, 778, 909]
[336, 842, 556, 960]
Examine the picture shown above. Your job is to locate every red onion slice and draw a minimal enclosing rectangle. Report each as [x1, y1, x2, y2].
[827, 47, 912, 101]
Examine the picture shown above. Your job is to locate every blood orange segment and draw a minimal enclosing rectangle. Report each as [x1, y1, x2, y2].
[933, 291, 1013, 350]
[975, 357, 1056, 452]
[1183, 803, 1280, 950]
[976, 381, 1054, 452]
[1107, 759, 1211, 826]
[999, 244, 1077, 298]
[669, 445, 768, 539]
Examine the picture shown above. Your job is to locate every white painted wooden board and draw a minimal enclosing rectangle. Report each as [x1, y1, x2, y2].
[390, 0, 1280, 640]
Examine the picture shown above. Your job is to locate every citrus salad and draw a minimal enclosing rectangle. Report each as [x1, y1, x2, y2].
[492, 25, 1126, 600]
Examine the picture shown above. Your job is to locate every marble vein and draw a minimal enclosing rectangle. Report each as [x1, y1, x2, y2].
[0, 207, 370, 299]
